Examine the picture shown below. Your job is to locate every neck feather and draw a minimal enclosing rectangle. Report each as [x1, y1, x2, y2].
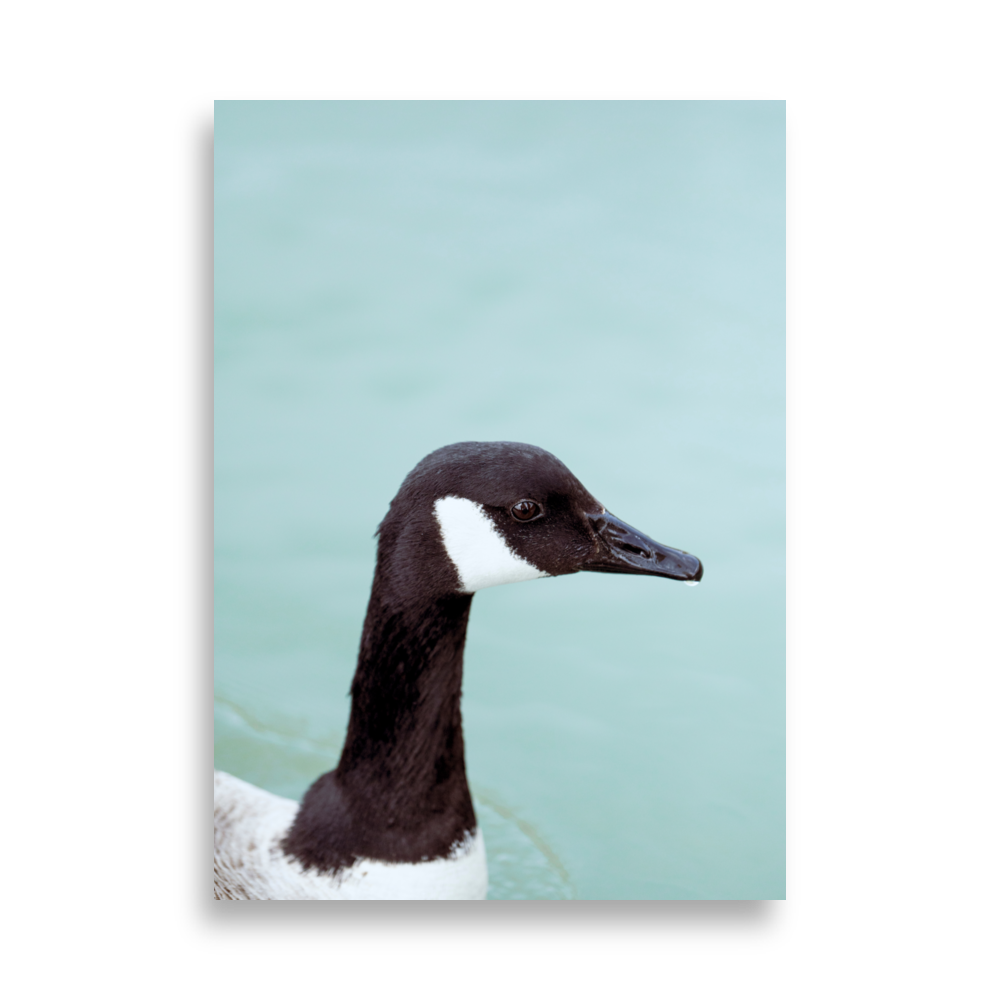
[282, 558, 476, 874]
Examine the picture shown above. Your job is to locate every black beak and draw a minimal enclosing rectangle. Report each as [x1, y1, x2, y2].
[581, 512, 703, 582]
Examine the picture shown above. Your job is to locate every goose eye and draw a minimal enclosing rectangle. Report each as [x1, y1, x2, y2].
[511, 500, 541, 521]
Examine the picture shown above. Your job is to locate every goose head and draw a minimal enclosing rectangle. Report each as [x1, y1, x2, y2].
[376, 441, 702, 600]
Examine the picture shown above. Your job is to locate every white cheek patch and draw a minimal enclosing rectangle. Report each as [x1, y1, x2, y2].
[433, 496, 550, 594]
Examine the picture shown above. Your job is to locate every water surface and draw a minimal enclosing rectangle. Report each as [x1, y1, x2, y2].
[215, 100, 785, 899]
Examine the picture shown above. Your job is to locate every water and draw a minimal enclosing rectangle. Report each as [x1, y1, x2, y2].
[215, 100, 785, 899]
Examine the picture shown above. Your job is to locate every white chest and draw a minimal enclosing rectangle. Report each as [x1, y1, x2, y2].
[214, 771, 489, 901]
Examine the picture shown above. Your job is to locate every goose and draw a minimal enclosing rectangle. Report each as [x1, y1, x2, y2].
[214, 441, 703, 900]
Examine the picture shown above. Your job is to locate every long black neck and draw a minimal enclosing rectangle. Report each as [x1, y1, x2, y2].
[282, 567, 476, 873]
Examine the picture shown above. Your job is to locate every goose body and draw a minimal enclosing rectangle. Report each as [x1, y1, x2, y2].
[214, 772, 487, 899]
[214, 441, 702, 900]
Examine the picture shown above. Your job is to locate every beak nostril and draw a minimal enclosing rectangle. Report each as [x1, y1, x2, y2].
[619, 542, 651, 558]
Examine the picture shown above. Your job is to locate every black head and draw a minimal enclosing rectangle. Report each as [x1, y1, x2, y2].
[377, 441, 702, 599]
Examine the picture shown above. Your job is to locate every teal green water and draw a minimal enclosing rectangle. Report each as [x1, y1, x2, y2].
[215, 100, 784, 900]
